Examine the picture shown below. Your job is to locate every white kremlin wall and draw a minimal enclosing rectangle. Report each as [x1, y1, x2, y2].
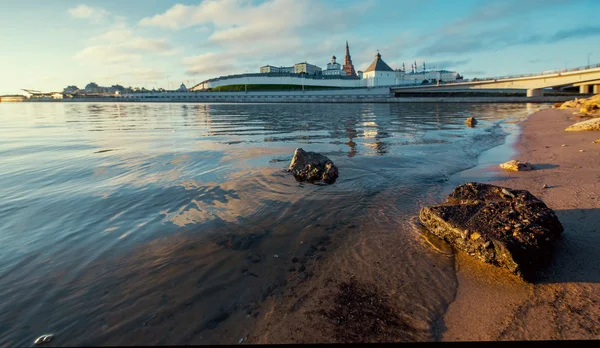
[191, 75, 366, 90]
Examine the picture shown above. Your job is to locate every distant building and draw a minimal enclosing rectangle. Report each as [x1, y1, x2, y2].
[342, 41, 357, 77]
[260, 65, 294, 73]
[178, 83, 188, 92]
[363, 52, 395, 87]
[323, 56, 344, 76]
[0, 95, 25, 102]
[294, 62, 322, 75]
[396, 64, 460, 84]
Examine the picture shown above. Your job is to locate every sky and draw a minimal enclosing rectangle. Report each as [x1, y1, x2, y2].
[1, 0, 600, 94]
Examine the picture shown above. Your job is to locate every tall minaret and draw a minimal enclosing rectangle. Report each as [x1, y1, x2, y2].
[343, 40, 357, 77]
[423, 61, 426, 72]
[402, 62, 405, 72]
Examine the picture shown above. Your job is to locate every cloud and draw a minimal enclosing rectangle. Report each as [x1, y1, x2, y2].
[68, 4, 109, 23]
[426, 59, 471, 70]
[547, 25, 600, 43]
[74, 45, 142, 65]
[76, 22, 179, 67]
[414, 0, 578, 56]
[183, 52, 244, 76]
[462, 70, 486, 76]
[166, 0, 374, 78]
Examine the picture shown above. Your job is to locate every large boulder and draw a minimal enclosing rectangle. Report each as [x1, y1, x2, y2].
[419, 183, 563, 278]
[499, 160, 534, 171]
[288, 148, 338, 184]
[565, 117, 600, 132]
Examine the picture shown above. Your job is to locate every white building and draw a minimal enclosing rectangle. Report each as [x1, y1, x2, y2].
[294, 62, 322, 76]
[363, 52, 395, 87]
[396, 69, 460, 85]
[260, 65, 294, 73]
[322, 56, 344, 76]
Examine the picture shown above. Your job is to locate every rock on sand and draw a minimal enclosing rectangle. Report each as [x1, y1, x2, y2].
[499, 160, 534, 171]
[565, 117, 600, 132]
[419, 182, 563, 279]
[288, 148, 338, 184]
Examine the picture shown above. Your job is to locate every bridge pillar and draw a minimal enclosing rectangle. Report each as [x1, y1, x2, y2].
[579, 85, 591, 94]
[526, 89, 544, 97]
[593, 85, 600, 94]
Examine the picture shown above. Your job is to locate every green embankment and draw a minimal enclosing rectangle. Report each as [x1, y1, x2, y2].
[208, 84, 342, 92]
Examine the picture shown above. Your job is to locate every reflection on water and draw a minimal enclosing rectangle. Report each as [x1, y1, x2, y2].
[0, 102, 534, 345]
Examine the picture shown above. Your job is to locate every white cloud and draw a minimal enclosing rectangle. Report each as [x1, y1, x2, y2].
[74, 45, 142, 65]
[183, 53, 239, 76]
[68, 4, 109, 23]
[142, 0, 374, 78]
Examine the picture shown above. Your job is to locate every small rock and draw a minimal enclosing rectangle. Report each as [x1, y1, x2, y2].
[287, 148, 338, 184]
[501, 188, 515, 198]
[465, 117, 477, 127]
[579, 149, 584, 152]
[543, 184, 549, 189]
[594, 139, 600, 144]
[499, 160, 534, 172]
[273, 254, 279, 258]
[34, 334, 54, 345]
[239, 338, 244, 344]
[561, 144, 567, 147]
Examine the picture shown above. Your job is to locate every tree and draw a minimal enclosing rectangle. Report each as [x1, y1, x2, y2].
[85, 82, 99, 91]
[63, 85, 79, 94]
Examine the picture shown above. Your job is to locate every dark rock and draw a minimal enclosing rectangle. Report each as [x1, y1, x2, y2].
[287, 148, 338, 184]
[465, 117, 477, 127]
[419, 182, 563, 278]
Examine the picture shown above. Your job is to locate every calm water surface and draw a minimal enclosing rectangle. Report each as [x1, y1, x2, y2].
[0, 102, 534, 345]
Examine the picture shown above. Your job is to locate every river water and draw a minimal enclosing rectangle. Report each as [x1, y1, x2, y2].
[0, 102, 535, 345]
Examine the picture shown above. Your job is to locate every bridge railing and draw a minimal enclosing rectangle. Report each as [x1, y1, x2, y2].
[464, 62, 600, 83]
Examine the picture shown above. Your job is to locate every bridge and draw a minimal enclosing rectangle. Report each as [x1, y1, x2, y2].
[391, 64, 600, 97]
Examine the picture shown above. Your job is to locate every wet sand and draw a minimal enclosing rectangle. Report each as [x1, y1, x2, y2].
[442, 109, 600, 340]
[239, 108, 600, 343]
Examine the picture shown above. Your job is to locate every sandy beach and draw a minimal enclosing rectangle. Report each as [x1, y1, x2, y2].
[239, 107, 600, 343]
[442, 108, 600, 340]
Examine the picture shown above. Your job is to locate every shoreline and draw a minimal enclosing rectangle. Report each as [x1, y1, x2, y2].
[14, 96, 575, 104]
[441, 108, 600, 340]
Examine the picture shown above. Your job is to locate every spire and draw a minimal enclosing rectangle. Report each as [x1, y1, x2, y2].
[343, 40, 356, 77]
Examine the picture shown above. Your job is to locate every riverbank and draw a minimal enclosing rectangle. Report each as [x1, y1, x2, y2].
[442, 108, 600, 340]
[22, 96, 574, 103]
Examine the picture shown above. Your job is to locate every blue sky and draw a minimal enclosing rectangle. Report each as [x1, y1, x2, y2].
[1, 0, 599, 94]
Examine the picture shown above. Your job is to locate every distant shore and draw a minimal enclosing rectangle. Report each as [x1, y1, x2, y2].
[18, 96, 576, 104]
[442, 108, 600, 340]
